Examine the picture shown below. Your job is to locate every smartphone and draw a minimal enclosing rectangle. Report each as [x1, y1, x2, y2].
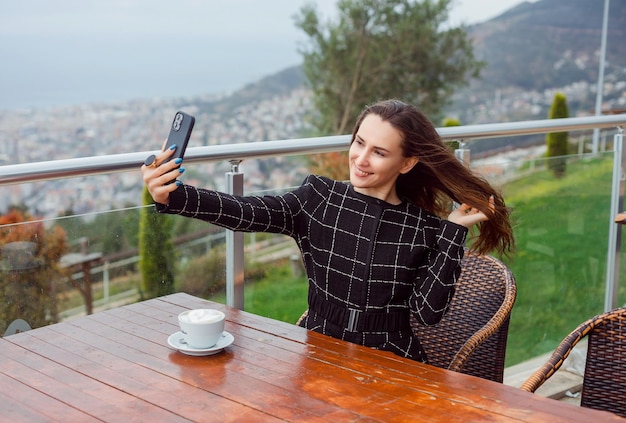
[163, 111, 195, 164]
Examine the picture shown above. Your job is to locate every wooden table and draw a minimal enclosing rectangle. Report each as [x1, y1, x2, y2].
[1, 293, 623, 422]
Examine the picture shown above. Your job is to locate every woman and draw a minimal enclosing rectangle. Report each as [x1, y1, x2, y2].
[142, 99, 514, 362]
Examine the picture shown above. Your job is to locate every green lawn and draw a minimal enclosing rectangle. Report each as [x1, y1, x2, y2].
[210, 263, 309, 325]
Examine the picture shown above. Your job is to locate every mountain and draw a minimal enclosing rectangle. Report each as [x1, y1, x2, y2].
[466, 0, 626, 95]
[191, 66, 306, 117]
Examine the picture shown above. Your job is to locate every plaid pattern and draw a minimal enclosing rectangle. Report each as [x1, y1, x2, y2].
[158, 175, 467, 362]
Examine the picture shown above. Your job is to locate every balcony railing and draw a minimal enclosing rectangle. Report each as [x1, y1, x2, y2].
[1, 114, 625, 367]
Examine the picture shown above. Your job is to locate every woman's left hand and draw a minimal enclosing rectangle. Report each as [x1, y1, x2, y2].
[447, 196, 495, 228]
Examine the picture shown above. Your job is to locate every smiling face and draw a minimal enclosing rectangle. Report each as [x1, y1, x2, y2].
[349, 114, 418, 204]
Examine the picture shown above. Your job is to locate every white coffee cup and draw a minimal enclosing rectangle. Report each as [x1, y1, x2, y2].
[178, 308, 225, 349]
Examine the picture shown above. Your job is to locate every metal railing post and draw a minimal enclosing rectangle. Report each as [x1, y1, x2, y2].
[454, 140, 470, 167]
[225, 160, 245, 310]
[453, 140, 470, 213]
[591, 0, 610, 155]
[606, 127, 624, 311]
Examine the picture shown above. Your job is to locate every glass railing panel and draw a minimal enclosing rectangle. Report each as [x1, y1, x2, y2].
[209, 179, 309, 324]
[0, 216, 64, 335]
[0, 151, 313, 335]
[472, 149, 619, 365]
[0, 206, 231, 335]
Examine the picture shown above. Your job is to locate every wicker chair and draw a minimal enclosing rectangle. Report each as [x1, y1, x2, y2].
[411, 251, 516, 382]
[520, 307, 626, 418]
[296, 250, 517, 383]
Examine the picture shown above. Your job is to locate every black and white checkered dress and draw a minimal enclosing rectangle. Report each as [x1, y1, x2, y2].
[158, 175, 468, 362]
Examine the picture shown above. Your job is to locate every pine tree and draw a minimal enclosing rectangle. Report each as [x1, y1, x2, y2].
[546, 92, 569, 178]
[138, 186, 176, 299]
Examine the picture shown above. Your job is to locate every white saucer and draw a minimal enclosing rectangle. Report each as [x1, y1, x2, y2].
[167, 331, 234, 356]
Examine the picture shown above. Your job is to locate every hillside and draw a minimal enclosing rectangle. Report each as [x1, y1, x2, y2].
[192, 66, 306, 116]
[469, 0, 626, 93]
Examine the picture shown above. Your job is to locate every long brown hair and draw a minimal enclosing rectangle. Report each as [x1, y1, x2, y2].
[351, 99, 515, 257]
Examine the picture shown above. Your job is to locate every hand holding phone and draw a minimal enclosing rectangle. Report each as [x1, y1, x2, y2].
[163, 111, 195, 164]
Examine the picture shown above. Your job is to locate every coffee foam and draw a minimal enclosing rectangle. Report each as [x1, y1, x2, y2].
[180, 309, 223, 324]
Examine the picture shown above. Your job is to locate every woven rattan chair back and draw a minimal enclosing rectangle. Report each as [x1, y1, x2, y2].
[411, 251, 517, 382]
[520, 307, 626, 417]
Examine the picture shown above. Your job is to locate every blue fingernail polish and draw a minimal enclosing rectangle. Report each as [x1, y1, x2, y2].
[169, 144, 177, 150]
[174, 158, 182, 164]
[179, 167, 185, 173]
[176, 181, 182, 186]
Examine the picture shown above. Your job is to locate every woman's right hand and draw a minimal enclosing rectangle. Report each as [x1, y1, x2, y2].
[141, 143, 184, 205]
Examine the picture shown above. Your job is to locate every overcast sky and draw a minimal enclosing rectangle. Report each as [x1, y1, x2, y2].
[0, 0, 536, 110]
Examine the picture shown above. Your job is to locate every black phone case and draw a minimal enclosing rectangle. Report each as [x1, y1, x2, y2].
[163, 111, 195, 164]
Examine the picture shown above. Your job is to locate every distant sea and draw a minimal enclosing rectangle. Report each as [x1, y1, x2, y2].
[0, 35, 302, 110]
